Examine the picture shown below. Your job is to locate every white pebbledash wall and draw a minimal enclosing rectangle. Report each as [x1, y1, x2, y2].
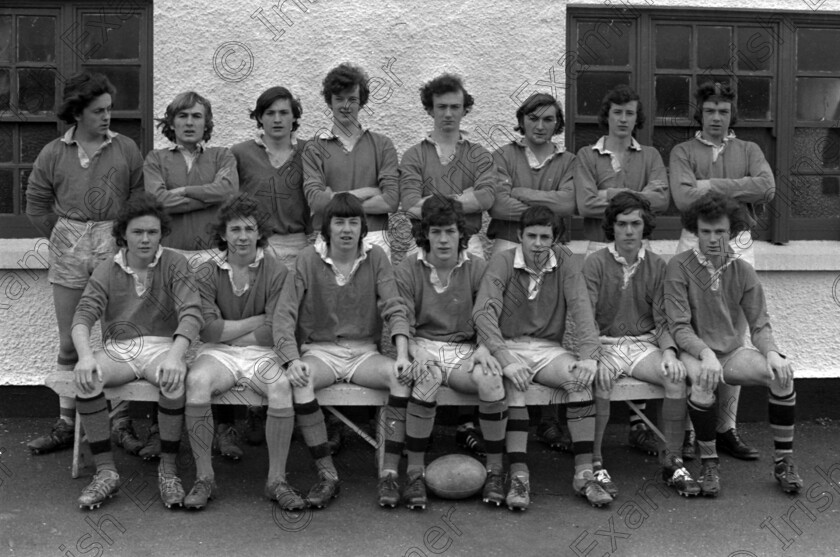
[2, 0, 840, 384]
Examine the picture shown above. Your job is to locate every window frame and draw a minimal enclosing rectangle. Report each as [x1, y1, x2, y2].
[0, 0, 152, 238]
[566, 6, 840, 243]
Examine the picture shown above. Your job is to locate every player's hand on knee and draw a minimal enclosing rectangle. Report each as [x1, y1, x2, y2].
[286, 359, 310, 388]
[595, 361, 614, 392]
[699, 350, 722, 391]
[74, 355, 102, 395]
[767, 351, 793, 389]
[573, 358, 598, 390]
[661, 349, 686, 384]
[473, 345, 501, 376]
[502, 363, 532, 392]
[395, 355, 414, 386]
[157, 355, 187, 395]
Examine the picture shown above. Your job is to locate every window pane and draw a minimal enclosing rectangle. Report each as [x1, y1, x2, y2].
[655, 75, 691, 118]
[20, 124, 57, 163]
[81, 13, 140, 60]
[738, 77, 771, 120]
[109, 119, 141, 148]
[797, 29, 840, 72]
[576, 22, 629, 67]
[737, 27, 773, 72]
[0, 16, 11, 62]
[577, 72, 629, 116]
[735, 127, 774, 165]
[571, 123, 602, 153]
[20, 168, 30, 214]
[0, 69, 9, 112]
[19, 69, 55, 114]
[89, 66, 139, 110]
[656, 25, 691, 69]
[0, 124, 12, 162]
[790, 176, 840, 218]
[18, 16, 56, 63]
[0, 169, 13, 213]
[796, 78, 840, 121]
[793, 128, 840, 171]
[653, 127, 694, 170]
[698, 27, 732, 71]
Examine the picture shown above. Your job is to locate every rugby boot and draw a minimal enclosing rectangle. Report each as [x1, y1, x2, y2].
[28, 419, 74, 454]
[78, 470, 120, 510]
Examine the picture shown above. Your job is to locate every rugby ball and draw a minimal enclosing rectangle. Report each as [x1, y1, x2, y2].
[425, 454, 487, 499]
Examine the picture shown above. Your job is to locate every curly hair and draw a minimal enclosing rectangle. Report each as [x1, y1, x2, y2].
[415, 196, 469, 253]
[681, 191, 750, 236]
[250, 86, 303, 132]
[155, 91, 214, 143]
[694, 80, 738, 127]
[519, 205, 564, 241]
[597, 84, 646, 132]
[419, 73, 474, 114]
[322, 63, 370, 107]
[57, 72, 116, 125]
[112, 193, 171, 248]
[602, 191, 656, 241]
[212, 193, 271, 251]
[321, 193, 368, 248]
[515, 93, 564, 136]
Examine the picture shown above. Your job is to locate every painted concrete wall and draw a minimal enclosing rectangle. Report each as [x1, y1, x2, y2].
[3, 0, 840, 383]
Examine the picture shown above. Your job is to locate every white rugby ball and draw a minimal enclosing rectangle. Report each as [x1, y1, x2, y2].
[425, 454, 487, 499]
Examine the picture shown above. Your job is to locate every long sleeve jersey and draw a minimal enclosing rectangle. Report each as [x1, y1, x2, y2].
[664, 250, 779, 358]
[489, 142, 576, 243]
[669, 135, 774, 228]
[472, 246, 601, 367]
[231, 139, 311, 236]
[575, 138, 669, 242]
[144, 146, 239, 250]
[26, 131, 144, 225]
[395, 252, 488, 343]
[197, 249, 289, 347]
[302, 130, 399, 231]
[582, 247, 676, 352]
[73, 248, 203, 342]
[272, 244, 410, 365]
[399, 138, 497, 236]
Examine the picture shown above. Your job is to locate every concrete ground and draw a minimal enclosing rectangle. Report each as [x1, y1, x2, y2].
[2, 417, 839, 557]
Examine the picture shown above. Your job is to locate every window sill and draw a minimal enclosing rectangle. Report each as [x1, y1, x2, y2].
[0, 238, 838, 272]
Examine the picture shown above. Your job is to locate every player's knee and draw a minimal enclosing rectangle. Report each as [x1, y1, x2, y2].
[663, 380, 687, 399]
[267, 374, 292, 406]
[185, 370, 213, 403]
[473, 370, 503, 400]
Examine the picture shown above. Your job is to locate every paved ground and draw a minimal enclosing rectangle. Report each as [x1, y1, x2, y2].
[2, 416, 839, 557]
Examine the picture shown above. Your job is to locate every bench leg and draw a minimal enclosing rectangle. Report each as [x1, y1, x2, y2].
[624, 401, 667, 445]
[376, 407, 385, 478]
[72, 412, 82, 479]
[323, 406, 378, 448]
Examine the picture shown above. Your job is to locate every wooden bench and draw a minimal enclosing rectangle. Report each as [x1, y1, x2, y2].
[45, 371, 665, 478]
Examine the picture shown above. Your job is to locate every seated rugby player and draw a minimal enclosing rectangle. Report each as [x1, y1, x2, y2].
[395, 196, 505, 510]
[473, 205, 610, 510]
[72, 195, 202, 510]
[583, 191, 699, 498]
[272, 193, 411, 509]
[665, 192, 801, 496]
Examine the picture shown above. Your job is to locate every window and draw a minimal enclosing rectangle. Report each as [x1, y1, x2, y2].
[566, 7, 840, 241]
[0, 1, 152, 238]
